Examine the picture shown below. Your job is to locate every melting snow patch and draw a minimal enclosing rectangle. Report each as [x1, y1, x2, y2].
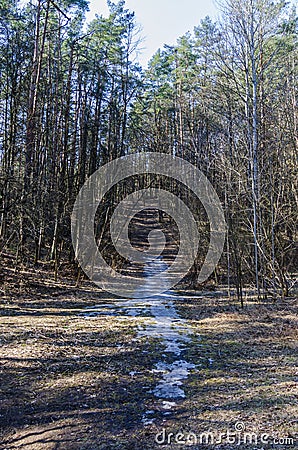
[161, 401, 177, 409]
[141, 416, 156, 425]
[152, 360, 196, 399]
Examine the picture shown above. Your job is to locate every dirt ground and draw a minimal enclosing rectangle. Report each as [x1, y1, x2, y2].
[0, 256, 297, 449]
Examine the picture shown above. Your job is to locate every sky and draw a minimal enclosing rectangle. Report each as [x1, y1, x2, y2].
[85, 0, 219, 67]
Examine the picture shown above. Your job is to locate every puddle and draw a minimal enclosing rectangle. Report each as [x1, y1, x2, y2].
[82, 257, 197, 423]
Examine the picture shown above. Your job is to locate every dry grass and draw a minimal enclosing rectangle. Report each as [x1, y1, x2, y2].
[0, 258, 297, 449]
[170, 294, 298, 449]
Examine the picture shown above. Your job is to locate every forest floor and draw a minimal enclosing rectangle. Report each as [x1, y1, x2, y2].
[0, 254, 297, 449]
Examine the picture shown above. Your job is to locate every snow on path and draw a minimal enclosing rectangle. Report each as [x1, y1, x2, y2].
[82, 258, 198, 425]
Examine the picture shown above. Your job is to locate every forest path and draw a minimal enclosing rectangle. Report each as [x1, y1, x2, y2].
[1, 232, 296, 449]
[83, 208, 199, 426]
